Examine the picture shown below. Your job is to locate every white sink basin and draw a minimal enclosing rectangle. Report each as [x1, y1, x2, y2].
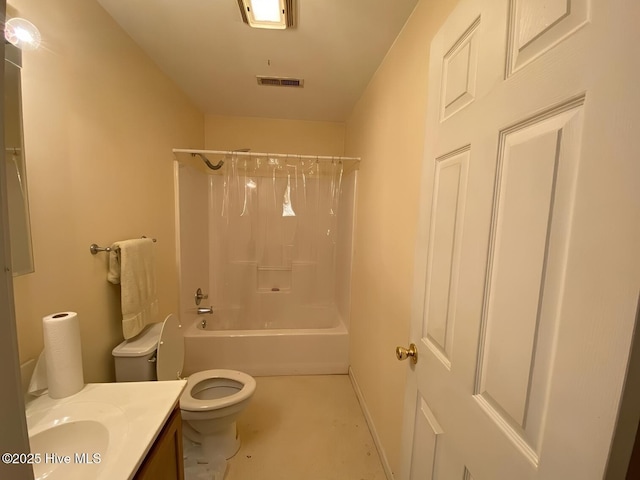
[25, 382, 186, 479]
[27, 401, 128, 480]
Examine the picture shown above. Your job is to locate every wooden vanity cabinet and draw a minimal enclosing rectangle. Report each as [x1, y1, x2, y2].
[134, 405, 184, 480]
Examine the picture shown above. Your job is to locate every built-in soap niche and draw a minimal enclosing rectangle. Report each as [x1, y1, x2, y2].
[257, 265, 292, 292]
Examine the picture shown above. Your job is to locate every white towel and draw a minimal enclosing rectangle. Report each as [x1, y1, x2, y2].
[107, 238, 159, 339]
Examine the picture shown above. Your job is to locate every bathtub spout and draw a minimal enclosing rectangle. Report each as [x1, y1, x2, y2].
[197, 306, 214, 315]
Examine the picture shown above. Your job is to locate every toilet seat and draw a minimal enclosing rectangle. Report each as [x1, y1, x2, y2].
[156, 314, 184, 381]
[180, 369, 256, 412]
[156, 314, 256, 413]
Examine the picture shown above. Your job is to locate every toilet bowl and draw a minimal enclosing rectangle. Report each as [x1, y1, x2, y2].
[112, 314, 256, 459]
[181, 369, 256, 458]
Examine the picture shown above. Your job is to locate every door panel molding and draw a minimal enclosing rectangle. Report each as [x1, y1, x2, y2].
[441, 17, 481, 120]
[423, 145, 470, 370]
[474, 94, 585, 458]
[506, 0, 590, 76]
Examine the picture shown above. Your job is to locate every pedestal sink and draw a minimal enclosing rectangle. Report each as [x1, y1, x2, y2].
[27, 401, 128, 480]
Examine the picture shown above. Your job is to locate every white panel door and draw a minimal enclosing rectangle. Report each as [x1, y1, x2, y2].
[400, 0, 640, 479]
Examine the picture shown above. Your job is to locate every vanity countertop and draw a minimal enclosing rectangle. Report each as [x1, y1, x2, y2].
[25, 380, 186, 480]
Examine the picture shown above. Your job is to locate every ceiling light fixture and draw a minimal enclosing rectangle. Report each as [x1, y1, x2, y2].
[5, 17, 41, 50]
[237, 0, 295, 30]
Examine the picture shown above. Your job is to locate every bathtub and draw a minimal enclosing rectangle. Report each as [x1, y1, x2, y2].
[182, 306, 349, 376]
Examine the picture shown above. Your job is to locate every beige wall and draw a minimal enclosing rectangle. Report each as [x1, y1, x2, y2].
[205, 115, 345, 156]
[11, 0, 204, 382]
[344, 0, 458, 475]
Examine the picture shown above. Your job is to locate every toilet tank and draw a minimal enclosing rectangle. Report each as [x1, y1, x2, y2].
[112, 323, 163, 382]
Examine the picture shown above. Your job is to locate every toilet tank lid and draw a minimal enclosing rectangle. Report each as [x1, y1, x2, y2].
[112, 323, 163, 357]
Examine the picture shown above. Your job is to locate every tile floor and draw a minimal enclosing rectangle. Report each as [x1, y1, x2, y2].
[216, 375, 387, 480]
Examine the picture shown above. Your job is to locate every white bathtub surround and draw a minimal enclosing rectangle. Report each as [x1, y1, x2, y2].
[224, 375, 386, 480]
[175, 156, 357, 376]
[183, 316, 348, 376]
[207, 157, 349, 311]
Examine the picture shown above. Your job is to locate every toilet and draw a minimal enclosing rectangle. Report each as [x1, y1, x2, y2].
[112, 313, 256, 459]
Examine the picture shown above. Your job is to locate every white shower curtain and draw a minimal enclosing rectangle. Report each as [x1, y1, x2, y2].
[210, 154, 344, 321]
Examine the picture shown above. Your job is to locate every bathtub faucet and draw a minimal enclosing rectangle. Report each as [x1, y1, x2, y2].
[197, 306, 214, 315]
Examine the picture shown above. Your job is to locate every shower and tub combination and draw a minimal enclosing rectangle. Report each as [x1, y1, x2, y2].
[173, 149, 358, 376]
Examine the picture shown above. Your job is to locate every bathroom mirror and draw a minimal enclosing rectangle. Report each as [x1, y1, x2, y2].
[4, 43, 34, 276]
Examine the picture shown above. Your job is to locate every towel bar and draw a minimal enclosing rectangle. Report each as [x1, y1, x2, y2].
[90, 237, 157, 255]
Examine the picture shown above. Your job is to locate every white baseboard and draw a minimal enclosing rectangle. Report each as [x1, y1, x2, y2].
[349, 366, 394, 480]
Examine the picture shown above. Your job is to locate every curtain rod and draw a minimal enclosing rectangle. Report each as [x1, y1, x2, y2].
[172, 148, 360, 162]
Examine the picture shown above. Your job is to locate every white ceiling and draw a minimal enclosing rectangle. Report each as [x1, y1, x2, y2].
[97, 0, 419, 122]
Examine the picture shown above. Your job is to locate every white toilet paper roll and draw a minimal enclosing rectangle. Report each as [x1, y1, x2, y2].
[43, 312, 84, 399]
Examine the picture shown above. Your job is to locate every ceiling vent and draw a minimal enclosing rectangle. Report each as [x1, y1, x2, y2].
[257, 76, 304, 88]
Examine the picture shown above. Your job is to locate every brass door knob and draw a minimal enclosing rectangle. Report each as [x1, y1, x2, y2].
[396, 343, 418, 364]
